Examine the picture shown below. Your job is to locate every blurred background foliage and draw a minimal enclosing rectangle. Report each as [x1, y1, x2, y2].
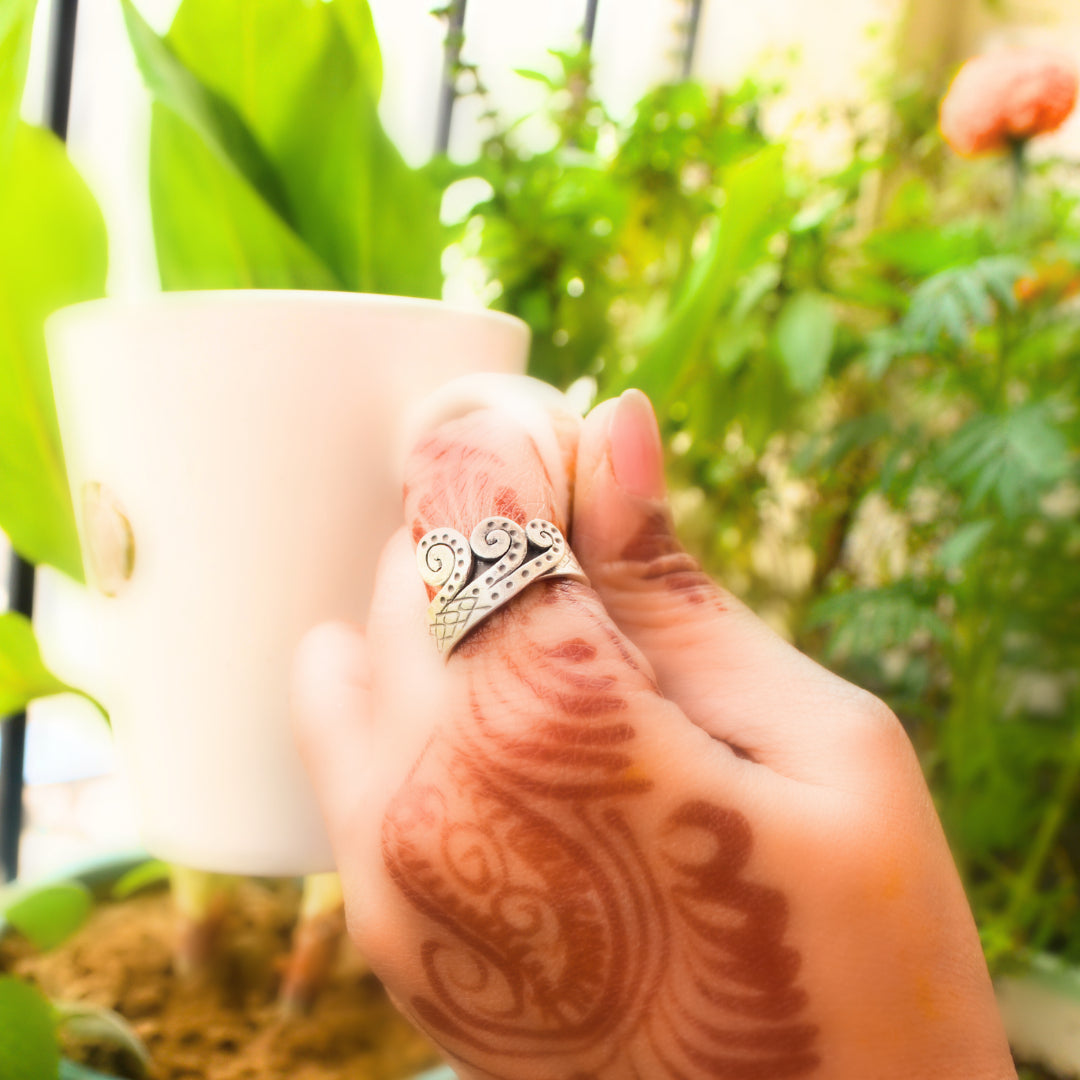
[1, 0, 1078, 988]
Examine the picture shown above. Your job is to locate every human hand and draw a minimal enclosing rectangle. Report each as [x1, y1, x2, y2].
[293, 390, 1016, 1080]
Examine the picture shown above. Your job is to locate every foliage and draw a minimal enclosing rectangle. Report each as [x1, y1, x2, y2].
[450, 46, 1080, 972]
[54, 1000, 151, 1076]
[0, 883, 151, 1075]
[0, 880, 92, 950]
[0, 613, 102, 719]
[0, 0, 106, 581]
[122, 0, 444, 296]
[110, 859, 170, 901]
[0, 976, 59, 1080]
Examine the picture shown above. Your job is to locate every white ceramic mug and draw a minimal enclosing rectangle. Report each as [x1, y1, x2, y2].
[47, 291, 529, 876]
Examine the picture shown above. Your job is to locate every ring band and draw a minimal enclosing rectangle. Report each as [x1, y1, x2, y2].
[417, 517, 589, 658]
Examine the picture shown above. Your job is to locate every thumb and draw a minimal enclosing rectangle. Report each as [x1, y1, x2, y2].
[573, 390, 884, 784]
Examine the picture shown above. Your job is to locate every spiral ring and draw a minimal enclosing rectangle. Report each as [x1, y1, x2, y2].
[417, 517, 588, 658]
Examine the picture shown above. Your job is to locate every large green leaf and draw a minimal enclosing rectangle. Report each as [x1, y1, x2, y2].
[120, 0, 291, 220]
[0, 881, 92, 950]
[775, 290, 835, 394]
[163, 0, 443, 297]
[0, 123, 106, 578]
[165, 0, 381, 109]
[0, 612, 88, 717]
[0, 977, 59, 1080]
[0, 0, 35, 162]
[625, 145, 788, 401]
[149, 103, 339, 290]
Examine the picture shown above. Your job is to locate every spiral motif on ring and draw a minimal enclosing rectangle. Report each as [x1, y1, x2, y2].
[418, 518, 588, 657]
[418, 530, 472, 592]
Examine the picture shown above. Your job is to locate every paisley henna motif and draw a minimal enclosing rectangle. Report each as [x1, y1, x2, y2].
[382, 591, 820, 1079]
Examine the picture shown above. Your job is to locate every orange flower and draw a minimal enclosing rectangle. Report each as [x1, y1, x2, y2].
[1014, 259, 1080, 305]
[940, 48, 1079, 157]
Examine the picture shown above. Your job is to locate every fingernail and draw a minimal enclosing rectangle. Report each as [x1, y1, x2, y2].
[609, 389, 666, 499]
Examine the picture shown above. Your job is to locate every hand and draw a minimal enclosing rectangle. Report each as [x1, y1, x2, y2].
[293, 390, 1016, 1080]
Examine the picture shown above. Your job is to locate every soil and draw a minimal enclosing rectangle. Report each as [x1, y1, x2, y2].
[0, 879, 442, 1080]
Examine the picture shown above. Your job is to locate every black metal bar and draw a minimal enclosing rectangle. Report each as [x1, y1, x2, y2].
[583, 0, 599, 49]
[1, 558, 35, 883]
[682, 0, 704, 80]
[0, 0, 80, 884]
[434, 0, 467, 156]
[44, 0, 79, 139]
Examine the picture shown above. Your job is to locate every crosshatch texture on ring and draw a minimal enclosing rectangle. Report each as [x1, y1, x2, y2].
[417, 517, 589, 658]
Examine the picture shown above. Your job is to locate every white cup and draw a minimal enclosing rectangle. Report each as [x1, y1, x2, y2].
[47, 291, 529, 876]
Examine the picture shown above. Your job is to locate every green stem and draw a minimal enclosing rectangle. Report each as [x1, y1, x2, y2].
[1008, 138, 1029, 232]
[1002, 714, 1080, 936]
[279, 872, 347, 1015]
[993, 306, 1012, 410]
[169, 865, 233, 977]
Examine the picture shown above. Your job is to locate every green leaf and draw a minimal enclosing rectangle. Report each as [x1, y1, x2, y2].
[936, 519, 994, 570]
[149, 103, 339, 290]
[161, 0, 443, 297]
[865, 221, 989, 278]
[793, 413, 890, 474]
[120, 0, 290, 220]
[514, 67, 557, 88]
[0, 977, 59, 1080]
[0, 0, 36, 163]
[111, 859, 170, 901]
[937, 404, 1070, 517]
[55, 1002, 150, 1074]
[627, 145, 788, 401]
[0, 881, 92, 950]
[60, 1061, 122, 1080]
[809, 585, 948, 660]
[0, 612, 71, 716]
[0, 613, 101, 719]
[0, 122, 105, 578]
[905, 256, 1027, 349]
[775, 290, 836, 394]
[165, 0, 381, 107]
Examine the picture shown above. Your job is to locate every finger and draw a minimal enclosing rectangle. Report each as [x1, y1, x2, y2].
[293, 399, 580, 872]
[572, 389, 888, 783]
[291, 620, 376, 853]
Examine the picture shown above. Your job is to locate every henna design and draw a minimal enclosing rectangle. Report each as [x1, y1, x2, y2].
[620, 512, 721, 607]
[382, 591, 819, 1079]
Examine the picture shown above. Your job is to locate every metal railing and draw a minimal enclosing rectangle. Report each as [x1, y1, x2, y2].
[0, 0, 708, 882]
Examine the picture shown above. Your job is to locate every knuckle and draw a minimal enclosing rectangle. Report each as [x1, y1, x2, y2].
[832, 687, 925, 797]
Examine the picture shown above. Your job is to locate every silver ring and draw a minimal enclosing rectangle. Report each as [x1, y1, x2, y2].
[417, 517, 589, 659]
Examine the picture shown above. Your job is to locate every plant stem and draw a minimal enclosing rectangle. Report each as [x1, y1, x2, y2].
[278, 872, 347, 1015]
[169, 865, 233, 977]
[1000, 712, 1080, 947]
[1008, 138, 1029, 231]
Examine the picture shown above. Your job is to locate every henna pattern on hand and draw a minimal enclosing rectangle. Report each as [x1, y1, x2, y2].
[620, 511, 720, 608]
[382, 589, 820, 1079]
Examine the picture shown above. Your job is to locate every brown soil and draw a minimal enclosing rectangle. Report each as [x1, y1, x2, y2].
[0, 879, 442, 1080]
